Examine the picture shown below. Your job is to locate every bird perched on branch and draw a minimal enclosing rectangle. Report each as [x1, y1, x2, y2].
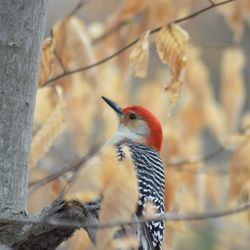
[102, 96, 165, 250]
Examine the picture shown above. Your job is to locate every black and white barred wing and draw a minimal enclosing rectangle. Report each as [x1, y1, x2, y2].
[127, 142, 165, 250]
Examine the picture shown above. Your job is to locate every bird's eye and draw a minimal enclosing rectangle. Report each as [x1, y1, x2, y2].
[129, 113, 137, 120]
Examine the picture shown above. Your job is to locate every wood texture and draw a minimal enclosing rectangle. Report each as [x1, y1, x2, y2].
[0, 0, 48, 214]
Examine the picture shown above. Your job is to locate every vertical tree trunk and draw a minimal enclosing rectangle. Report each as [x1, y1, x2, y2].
[0, 0, 48, 214]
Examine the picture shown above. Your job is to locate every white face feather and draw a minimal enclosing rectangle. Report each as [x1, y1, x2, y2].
[109, 121, 149, 145]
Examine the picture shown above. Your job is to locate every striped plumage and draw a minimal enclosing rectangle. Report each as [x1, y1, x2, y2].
[102, 96, 166, 249]
[116, 140, 165, 249]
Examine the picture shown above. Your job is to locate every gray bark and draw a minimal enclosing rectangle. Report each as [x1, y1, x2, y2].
[0, 2, 100, 247]
[0, 0, 48, 214]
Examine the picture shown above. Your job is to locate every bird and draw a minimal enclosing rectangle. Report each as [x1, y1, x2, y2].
[102, 96, 165, 250]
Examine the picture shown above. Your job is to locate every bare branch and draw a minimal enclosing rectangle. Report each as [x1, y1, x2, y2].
[92, 20, 130, 45]
[67, 0, 88, 18]
[53, 50, 67, 73]
[28, 143, 101, 189]
[0, 201, 249, 230]
[167, 146, 228, 176]
[167, 146, 224, 166]
[208, 0, 216, 6]
[43, 0, 235, 86]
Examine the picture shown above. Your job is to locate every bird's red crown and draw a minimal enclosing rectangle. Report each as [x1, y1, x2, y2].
[123, 106, 163, 152]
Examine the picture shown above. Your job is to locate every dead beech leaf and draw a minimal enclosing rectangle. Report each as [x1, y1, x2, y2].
[229, 139, 250, 201]
[39, 37, 55, 87]
[241, 113, 250, 135]
[53, 16, 97, 87]
[165, 79, 182, 104]
[65, 191, 102, 204]
[185, 47, 213, 101]
[96, 146, 139, 250]
[115, 0, 150, 22]
[204, 100, 227, 145]
[53, 16, 99, 154]
[164, 168, 180, 212]
[156, 24, 189, 75]
[112, 235, 139, 250]
[33, 87, 56, 126]
[217, 1, 244, 41]
[156, 24, 189, 103]
[66, 145, 120, 203]
[129, 30, 150, 78]
[49, 178, 69, 202]
[68, 229, 92, 250]
[30, 87, 66, 168]
[220, 48, 245, 132]
[147, 0, 176, 27]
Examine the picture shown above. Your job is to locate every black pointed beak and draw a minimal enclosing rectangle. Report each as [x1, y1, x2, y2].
[102, 96, 123, 115]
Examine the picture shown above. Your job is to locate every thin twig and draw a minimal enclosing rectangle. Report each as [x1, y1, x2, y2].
[167, 146, 224, 166]
[92, 20, 130, 45]
[28, 143, 102, 189]
[208, 0, 215, 6]
[30, 144, 226, 192]
[169, 166, 228, 176]
[167, 146, 228, 176]
[67, 0, 88, 18]
[54, 50, 67, 73]
[0, 201, 249, 229]
[43, 0, 235, 86]
[44, 39, 139, 86]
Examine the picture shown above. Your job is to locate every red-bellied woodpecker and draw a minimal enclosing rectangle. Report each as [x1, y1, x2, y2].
[102, 96, 165, 250]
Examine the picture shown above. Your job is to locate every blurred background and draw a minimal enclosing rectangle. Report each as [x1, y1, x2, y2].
[29, 0, 250, 249]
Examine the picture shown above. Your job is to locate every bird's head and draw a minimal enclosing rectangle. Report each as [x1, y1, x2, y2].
[102, 96, 163, 152]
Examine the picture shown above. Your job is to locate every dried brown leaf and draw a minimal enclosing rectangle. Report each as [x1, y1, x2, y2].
[49, 178, 68, 201]
[164, 168, 180, 212]
[179, 99, 205, 137]
[217, 1, 244, 41]
[165, 78, 182, 104]
[241, 112, 250, 135]
[53, 16, 97, 87]
[156, 24, 189, 75]
[68, 229, 92, 250]
[156, 24, 189, 103]
[129, 30, 150, 78]
[112, 235, 139, 250]
[33, 87, 56, 126]
[52, 16, 101, 155]
[186, 47, 213, 101]
[29, 87, 66, 168]
[115, 0, 150, 22]
[220, 48, 245, 132]
[204, 100, 227, 144]
[136, 78, 168, 118]
[229, 139, 250, 201]
[146, 0, 176, 28]
[186, 47, 227, 144]
[65, 78, 98, 154]
[39, 38, 55, 87]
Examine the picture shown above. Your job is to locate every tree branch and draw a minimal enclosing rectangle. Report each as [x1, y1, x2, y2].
[43, 0, 235, 86]
[92, 20, 130, 45]
[167, 146, 228, 176]
[7, 200, 86, 249]
[0, 201, 249, 230]
[67, 0, 88, 18]
[29, 145, 226, 194]
[28, 143, 101, 189]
